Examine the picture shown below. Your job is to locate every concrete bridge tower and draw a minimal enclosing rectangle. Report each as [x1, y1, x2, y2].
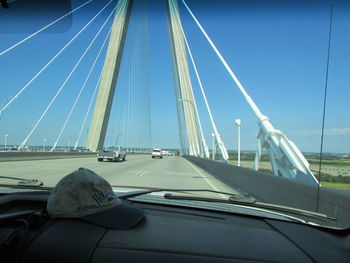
[86, 0, 133, 151]
[87, 0, 202, 156]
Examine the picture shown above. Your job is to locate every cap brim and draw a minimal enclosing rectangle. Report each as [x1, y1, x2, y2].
[83, 202, 145, 229]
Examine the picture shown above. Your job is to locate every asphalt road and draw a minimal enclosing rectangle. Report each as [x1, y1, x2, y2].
[0, 155, 238, 197]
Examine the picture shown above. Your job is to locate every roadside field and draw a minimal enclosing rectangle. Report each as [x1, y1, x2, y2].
[321, 182, 350, 190]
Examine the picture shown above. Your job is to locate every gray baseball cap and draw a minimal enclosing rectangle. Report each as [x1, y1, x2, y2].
[47, 168, 144, 229]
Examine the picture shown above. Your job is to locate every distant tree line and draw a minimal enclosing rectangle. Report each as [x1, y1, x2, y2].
[313, 171, 350, 184]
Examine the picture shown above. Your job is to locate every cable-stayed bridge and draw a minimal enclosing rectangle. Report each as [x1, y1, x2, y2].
[0, 0, 320, 191]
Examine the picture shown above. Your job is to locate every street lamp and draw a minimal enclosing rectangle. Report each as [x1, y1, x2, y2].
[43, 138, 47, 152]
[178, 98, 208, 158]
[67, 141, 71, 152]
[211, 133, 215, 160]
[235, 119, 241, 166]
[4, 134, 8, 148]
[115, 133, 123, 146]
[0, 97, 18, 120]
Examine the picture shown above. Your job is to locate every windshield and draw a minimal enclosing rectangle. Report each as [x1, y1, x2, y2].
[104, 146, 121, 151]
[0, 0, 349, 228]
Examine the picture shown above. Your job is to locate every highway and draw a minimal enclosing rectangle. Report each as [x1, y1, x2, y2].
[0, 155, 238, 197]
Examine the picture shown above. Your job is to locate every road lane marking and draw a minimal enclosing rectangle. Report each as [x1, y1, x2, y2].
[185, 159, 227, 199]
[138, 160, 166, 178]
[139, 170, 150, 177]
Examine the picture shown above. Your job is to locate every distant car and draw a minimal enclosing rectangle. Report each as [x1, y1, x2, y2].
[97, 146, 126, 162]
[77, 148, 90, 152]
[152, 148, 163, 159]
[1, 147, 20, 152]
[161, 150, 172, 156]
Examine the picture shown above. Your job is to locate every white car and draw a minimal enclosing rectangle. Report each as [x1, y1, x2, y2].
[152, 149, 163, 159]
[161, 150, 172, 156]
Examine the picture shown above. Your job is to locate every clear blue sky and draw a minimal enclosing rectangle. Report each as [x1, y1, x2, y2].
[0, 0, 349, 153]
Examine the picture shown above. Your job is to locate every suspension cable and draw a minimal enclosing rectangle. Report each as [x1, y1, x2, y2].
[19, 2, 116, 150]
[74, 67, 103, 149]
[180, 23, 218, 138]
[51, 7, 117, 151]
[2, 0, 114, 114]
[181, 0, 265, 121]
[0, 0, 94, 56]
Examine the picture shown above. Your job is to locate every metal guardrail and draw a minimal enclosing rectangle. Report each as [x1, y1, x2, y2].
[0, 151, 96, 162]
[0, 151, 153, 162]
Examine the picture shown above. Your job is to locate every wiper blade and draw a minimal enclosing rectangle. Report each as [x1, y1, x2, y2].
[119, 188, 235, 199]
[165, 193, 336, 223]
[163, 191, 256, 204]
[0, 176, 44, 187]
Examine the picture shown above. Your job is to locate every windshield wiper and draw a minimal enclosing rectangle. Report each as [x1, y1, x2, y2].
[119, 188, 236, 199]
[164, 193, 336, 223]
[120, 188, 335, 223]
[0, 176, 44, 187]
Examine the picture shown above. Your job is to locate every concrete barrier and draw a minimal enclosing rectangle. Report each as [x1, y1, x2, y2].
[185, 156, 350, 227]
[0, 152, 96, 162]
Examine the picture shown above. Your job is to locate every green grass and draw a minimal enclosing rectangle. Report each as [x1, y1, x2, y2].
[321, 182, 350, 189]
[307, 158, 350, 165]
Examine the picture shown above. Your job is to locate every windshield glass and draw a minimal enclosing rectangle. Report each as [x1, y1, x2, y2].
[104, 146, 121, 151]
[0, 0, 349, 228]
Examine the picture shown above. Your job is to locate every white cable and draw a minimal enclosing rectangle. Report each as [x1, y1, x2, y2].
[19, 2, 116, 150]
[0, 0, 94, 56]
[2, 0, 114, 114]
[74, 12, 116, 150]
[74, 69, 103, 150]
[74, 61, 105, 150]
[51, 7, 117, 151]
[181, 0, 265, 121]
[181, 29, 218, 138]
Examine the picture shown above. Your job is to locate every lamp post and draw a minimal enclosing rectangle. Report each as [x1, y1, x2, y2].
[116, 133, 123, 146]
[178, 98, 208, 158]
[0, 97, 18, 120]
[67, 141, 71, 152]
[43, 138, 47, 152]
[211, 133, 215, 160]
[4, 134, 8, 148]
[235, 119, 241, 166]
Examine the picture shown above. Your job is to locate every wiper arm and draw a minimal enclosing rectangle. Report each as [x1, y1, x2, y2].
[0, 176, 44, 187]
[165, 193, 336, 223]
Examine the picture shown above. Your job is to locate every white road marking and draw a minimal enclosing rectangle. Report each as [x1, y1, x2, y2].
[185, 159, 227, 199]
[138, 160, 165, 177]
[139, 170, 150, 177]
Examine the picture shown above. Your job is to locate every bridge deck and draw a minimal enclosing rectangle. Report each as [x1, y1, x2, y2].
[0, 155, 238, 198]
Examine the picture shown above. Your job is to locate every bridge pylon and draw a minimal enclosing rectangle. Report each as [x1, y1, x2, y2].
[86, 0, 133, 151]
[87, 0, 204, 156]
[166, 0, 202, 157]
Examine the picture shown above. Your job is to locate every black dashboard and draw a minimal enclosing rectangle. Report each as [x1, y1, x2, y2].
[1, 191, 349, 263]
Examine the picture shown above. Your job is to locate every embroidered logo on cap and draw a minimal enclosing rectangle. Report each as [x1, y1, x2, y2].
[92, 190, 117, 205]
